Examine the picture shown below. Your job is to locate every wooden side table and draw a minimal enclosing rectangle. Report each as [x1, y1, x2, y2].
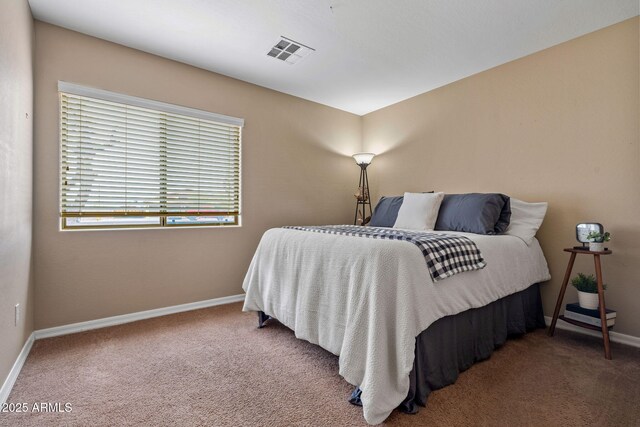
[548, 248, 613, 360]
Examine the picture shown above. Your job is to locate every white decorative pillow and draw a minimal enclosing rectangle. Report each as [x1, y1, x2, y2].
[393, 192, 445, 231]
[505, 198, 548, 245]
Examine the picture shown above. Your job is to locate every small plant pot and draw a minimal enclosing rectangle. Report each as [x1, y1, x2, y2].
[589, 242, 605, 252]
[578, 290, 599, 310]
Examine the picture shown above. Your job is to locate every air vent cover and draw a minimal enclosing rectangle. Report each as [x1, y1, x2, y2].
[267, 37, 314, 64]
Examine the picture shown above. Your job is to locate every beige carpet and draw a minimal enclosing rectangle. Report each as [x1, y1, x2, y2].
[2, 302, 639, 426]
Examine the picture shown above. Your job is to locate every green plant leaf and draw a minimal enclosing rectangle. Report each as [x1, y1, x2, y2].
[571, 272, 606, 293]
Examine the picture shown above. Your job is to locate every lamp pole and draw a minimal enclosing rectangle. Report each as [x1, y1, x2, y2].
[352, 153, 375, 226]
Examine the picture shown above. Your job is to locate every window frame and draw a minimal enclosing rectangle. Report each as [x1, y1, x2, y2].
[58, 82, 243, 231]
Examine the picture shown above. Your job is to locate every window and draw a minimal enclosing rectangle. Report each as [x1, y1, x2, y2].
[59, 82, 243, 230]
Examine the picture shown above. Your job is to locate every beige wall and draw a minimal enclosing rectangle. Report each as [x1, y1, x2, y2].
[363, 18, 640, 337]
[30, 17, 640, 340]
[33, 22, 361, 329]
[0, 0, 34, 387]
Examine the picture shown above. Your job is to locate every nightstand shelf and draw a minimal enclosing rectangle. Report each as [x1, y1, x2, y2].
[557, 315, 613, 332]
[548, 248, 613, 359]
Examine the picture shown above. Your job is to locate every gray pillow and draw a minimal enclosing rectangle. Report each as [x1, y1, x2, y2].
[435, 193, 511, 235]
[369, 196, 404, 227]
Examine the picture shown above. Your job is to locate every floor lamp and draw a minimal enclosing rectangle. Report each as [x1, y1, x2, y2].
[352, 152, 375, 225]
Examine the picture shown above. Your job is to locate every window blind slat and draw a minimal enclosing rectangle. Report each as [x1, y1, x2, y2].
[62, 184, 239, 194]
[63, 163, 239, 179]
[62, 147, 238, 166]
[63, 176, 238, 189]
[63, 138, 238, 157]
[60, 90, 242, 221]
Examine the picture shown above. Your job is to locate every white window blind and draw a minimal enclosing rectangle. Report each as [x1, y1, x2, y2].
[59, 82, 243, 229]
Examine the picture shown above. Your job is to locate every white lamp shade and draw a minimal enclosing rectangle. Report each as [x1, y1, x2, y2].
[352, 152, 375, 166]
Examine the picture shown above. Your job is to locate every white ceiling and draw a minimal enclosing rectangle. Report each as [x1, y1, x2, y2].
[28, 0, 639, 115]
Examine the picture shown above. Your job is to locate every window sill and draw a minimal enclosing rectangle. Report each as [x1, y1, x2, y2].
[59, 224, 243, 232]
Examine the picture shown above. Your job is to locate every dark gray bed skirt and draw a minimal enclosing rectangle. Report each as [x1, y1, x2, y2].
[349, 283, 546, 414]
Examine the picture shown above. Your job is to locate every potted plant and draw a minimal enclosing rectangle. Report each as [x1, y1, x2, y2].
[571, 273, 605, 310]
[587, 231, 610, 252]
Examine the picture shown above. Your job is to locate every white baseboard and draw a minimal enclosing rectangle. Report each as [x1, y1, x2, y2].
[544, 316, 640, 348]
[34, 294, 245, 340]
[0, 332, 35, 405]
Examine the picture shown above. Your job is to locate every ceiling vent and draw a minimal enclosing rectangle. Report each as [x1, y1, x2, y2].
[267, 37, 314, 65]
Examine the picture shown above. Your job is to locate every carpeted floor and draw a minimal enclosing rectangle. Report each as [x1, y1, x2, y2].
[1, 302, 639, 426]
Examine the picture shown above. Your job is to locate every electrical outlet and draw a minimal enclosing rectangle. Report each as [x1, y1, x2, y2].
[15, 304, 20, 326]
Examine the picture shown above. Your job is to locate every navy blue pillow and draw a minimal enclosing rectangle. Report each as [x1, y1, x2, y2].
[435, 193, 511, 235]
[369, 196, 404, 227]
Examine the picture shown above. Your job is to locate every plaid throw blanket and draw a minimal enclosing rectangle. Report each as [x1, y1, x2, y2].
[283, 225, 486, 282]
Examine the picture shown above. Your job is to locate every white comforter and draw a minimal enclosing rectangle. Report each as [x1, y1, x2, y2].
[242, 227, 550, 424]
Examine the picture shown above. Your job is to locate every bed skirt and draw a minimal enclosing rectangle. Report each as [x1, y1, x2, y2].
[349, 282, 545, 414]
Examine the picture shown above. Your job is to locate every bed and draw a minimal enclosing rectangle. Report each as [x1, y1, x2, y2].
[242, 222, 550, 424]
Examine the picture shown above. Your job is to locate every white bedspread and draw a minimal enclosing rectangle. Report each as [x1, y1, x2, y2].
[242, 227, 550, 424]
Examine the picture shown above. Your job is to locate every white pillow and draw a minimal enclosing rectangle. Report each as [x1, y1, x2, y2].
[393, 192, 445, 231]
[505, 198, 548, 245]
